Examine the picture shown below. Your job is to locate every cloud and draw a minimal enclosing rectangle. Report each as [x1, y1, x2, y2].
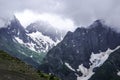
[0, 0, 120, 31]
[0, 18, 7, 28]
[0, 0, 63, 18]
[15, 10, 75, 31]
[61, 0, 120, 26]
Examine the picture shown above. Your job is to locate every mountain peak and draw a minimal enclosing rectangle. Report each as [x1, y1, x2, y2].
[94, 19, 104, 23]
[89, 19, 105, 28]
[94, 19, 105, 24]
[73, 19, 106, 34]
[26, 21, 65, 41]
[10, 16, 22, 27]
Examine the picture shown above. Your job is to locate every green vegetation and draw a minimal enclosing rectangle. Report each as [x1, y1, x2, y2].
[0, 50, 59, 80]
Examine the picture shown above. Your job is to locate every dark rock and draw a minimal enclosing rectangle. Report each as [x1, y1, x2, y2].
[39, 20, 120, 80]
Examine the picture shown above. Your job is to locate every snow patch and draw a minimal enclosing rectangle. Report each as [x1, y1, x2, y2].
[65, 62, 75, 72]
[14, 31, 59, 53]
[27, 31, 55, 45]
[27, 31, 57, 52]
[18, 50, 27, 56]
[30, 55, 33, 58]
[76, 64, 94, 80]
[76, 50, 79, 53]
[90, 46, 120, 68]
[117, 71, 120, 76]
[14, 37, 24, 44]
[17, 30, 20, 35]
[25, 42, 36, 51]
[77, 46, 120, 80]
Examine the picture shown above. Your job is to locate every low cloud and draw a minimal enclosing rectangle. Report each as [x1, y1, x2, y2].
[15, 10, 75, 31]
[0, 0, 120, 31]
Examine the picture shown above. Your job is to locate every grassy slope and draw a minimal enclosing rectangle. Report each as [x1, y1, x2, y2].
[0, 50, 59, 80]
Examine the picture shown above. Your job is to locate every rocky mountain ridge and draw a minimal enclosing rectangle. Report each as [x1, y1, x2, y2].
[39, 20, 120, 80]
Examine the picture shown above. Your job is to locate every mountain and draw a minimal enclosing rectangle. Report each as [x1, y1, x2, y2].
[0, 17, 40, 68]
[0, 17, 63, 68]
[26, 21, 65, 52]
[26, 21, 65, 42]
[0, 50, 59, 80]
[39, 20, 120, 80]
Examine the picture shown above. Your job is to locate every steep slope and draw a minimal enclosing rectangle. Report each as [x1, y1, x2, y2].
[0, 50, 59, 80]
[0, 17, 45, 67]
[39, 20, 120, 80]
[89, 48, 120, 80]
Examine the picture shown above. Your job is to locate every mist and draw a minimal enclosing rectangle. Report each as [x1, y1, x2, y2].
[0, 0, 120, 31]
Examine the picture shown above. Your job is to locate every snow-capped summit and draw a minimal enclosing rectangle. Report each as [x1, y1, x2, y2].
[24, 20, 66, 53]
[26, 21, 65, 42]
[9, 18, 63, 53]
[0, 17, 64, 67]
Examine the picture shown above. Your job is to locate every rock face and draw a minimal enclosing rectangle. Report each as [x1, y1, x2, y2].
[39, 20, 120, 80]
[0, 17, 40, 68]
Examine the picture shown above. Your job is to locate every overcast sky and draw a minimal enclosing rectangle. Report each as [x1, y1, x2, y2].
[0, 0, 120, 31]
